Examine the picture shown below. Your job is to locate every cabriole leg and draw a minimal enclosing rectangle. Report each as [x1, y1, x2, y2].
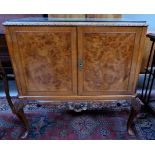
[127, 97, 142, 135]
[13, 102, 29, 139]
[0, 61, 29, 139]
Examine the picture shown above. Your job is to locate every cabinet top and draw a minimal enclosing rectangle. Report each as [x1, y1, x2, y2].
[3, 17, 147, 26]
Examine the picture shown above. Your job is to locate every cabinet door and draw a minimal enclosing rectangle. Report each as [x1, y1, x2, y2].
[6, 27, 77, 97]
[78, 26, 144, 96]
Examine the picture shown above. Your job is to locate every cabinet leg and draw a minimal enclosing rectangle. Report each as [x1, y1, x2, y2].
[14, 103, 29, 139]
[0, 62, 29, 138]
[127, 97, 142, 135]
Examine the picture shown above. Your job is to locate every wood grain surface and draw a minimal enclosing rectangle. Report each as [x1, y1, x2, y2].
[78, 26, 144, 96]
[5, 26, 77, 96]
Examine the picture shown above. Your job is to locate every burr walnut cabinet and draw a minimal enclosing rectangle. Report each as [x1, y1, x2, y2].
[3, 18, 147, 101]
[2, 18, 147, 137]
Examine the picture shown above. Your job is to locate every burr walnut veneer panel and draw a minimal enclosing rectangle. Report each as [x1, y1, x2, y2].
[78, 27, 143, 96]
[5, 27, 77, 96]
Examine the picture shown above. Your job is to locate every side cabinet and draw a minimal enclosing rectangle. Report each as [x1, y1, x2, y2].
[3, 20, 147, 137]
[5, 27, 77, 97]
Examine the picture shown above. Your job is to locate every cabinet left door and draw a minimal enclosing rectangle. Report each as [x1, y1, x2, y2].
[5, 26, 77, 98]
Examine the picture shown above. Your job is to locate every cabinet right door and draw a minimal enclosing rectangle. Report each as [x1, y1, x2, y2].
[78, 26, 146, 96]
